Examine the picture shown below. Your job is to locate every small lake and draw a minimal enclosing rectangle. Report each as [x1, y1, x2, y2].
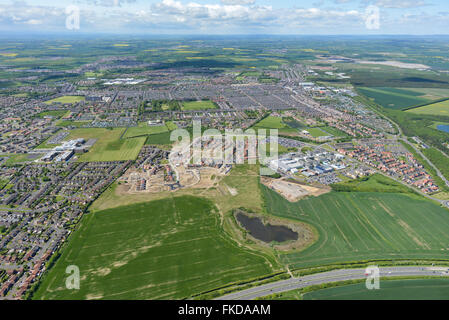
[236, 212, 298, 243]
[437, 125, 449, 134]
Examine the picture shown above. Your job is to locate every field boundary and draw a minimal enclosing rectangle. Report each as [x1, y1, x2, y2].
[402, 97, 449, 111]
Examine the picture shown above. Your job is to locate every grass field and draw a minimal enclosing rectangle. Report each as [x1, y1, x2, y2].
[406, 99, 449, 115]
[321, 126, 349, 138]
[357, 87, 430, 110]
[123, 123, 168, 139]
[33, 196, 275, 300]
[331, 173, 413, 194]
[165, 121, 178, 131]
[1, 153, 38, 166]
[253, 116, 287, 129]
[65, 128, 145, 162]
[303, 279, 449, 300]
[181, 100, 217, 111]
[262, 186, 449, 269]
[37, 110, 68, 119]
[55, 120, 91, 128]
[304, 127, 330, 138]
[145, 131, 173, 145]
[44, 96, 85, 105]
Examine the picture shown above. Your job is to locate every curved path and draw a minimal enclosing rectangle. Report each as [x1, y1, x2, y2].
[216, 266, 449, 300]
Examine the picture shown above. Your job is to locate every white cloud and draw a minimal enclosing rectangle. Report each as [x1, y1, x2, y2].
[0, 0, 446, 34]
[375, 0, 428, 8]
[220, 0, 255, 5]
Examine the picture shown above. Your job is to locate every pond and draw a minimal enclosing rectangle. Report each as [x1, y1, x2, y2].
[236, 212, 298, 243]
[437, 124, 449, 134]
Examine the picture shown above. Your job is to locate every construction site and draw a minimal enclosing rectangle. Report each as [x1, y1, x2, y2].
[261, 176, 331, 202]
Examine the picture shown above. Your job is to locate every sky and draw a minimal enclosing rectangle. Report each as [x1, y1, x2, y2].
[0, 0, 448, 35]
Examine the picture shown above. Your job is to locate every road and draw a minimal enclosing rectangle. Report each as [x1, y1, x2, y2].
[216, 266, 449, 300]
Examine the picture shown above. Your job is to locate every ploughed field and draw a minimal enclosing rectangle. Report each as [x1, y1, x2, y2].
[33, 196, 275, 300]
[262, 186, 449, 269]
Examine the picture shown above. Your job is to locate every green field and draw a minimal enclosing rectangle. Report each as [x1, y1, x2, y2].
[303, 127, 330, 138]
[358, 87, 430, 110]
[321, 126, 349, 138]
[303, 279, 449, 300]
[44, 96, 85, 105]
[33, 196, 275, 300]
[181, 100, 217, 111]
[37, 110, 68, 119]
[55, 120, 91, 128]
[252, 116, 299, 135]
[145, 131, 173, 145]
[406, 99, 449, 115]
[65, 128, 145, 162]
[123, 123, 169, 139]
[262, 186, 449, 269]
[331, 173, 413, 194]
[1, 153, 39, 166]
[253, 116, 287, 129]
[165, 121, 178, 131]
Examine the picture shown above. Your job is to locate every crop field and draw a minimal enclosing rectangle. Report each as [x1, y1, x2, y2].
[66, 128, 145, 162]
[181, 100, 217, 111]
[357, 87, 429, 110]
[44, 96, 85, 105]
[303, 279, 449, 300]
[406, 99, 449, 115]
[123, 123, 169, 139]
[33, 196, 275, 300]
[262, 186, 449, 269]
[401, 88, 449, 100]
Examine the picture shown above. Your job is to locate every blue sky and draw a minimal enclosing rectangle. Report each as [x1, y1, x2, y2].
[0, 0, 448, 34]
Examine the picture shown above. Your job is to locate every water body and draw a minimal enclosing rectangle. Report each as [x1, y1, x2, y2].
[437, 125, 449, 134]
[236, 212, 298, 243]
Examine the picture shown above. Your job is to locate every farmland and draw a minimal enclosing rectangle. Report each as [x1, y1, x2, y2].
[303, 279, 449, 300]
[357, 87, 429, 110]
[262, 186, 449, 270]
[65, 128, 145, 162]
[406, 99, 449, 116]
[33, 196, 276, 300]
